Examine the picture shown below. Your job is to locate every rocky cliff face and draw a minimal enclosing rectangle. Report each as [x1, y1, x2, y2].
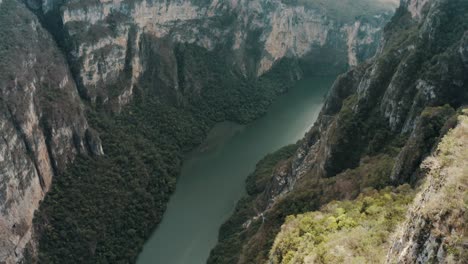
[26, 0, 396, 108]
[209, 0, 467, 263]
[386, 110, 467, 264]
[0, 1, 103, 263]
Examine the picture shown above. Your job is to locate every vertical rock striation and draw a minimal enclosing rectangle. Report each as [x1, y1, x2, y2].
[30, 0, 396, 108]
[0, 1, 102, 263]
[386, 110, 468, 263]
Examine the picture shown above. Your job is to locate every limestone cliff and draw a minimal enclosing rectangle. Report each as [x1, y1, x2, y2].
[0, 1, 103, 263]
[28, 0, 396, 108]
[386, 110, 467, 264]
[209, 0, 467, 263]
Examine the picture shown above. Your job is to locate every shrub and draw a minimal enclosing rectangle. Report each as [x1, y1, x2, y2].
[269, 185, 414, 264]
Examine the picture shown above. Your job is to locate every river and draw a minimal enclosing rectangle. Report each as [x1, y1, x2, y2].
[137, 76, 335, 264]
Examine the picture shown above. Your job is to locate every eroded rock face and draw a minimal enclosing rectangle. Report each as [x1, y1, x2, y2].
[0, 1, 102, 263]
[34, 0, 395, 108]
[386, 110, 468, 264]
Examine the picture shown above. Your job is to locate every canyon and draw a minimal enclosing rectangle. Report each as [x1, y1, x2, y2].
[1, 0, 466, 263]
[0, 0, 397, 262]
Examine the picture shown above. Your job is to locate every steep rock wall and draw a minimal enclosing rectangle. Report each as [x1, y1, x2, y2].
[0, 1, 102, 263]
[386, 110, 467, 263]
[32, 0, 396, 108]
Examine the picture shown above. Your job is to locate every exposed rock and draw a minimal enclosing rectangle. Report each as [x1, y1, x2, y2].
[35, 0, 395, 107]
[390, 106, 455, 184]
[0, 1, 101, 263]
[404, 0, 431, 19]
[386, 110, 468, 263]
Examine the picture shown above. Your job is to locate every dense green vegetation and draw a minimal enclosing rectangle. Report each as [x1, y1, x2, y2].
[269, 185, 414, 264]
[32, 41, 300, 263]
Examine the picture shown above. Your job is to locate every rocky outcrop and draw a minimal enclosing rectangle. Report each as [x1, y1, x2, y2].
[0, 1, 102, 263]
[403, 0, 431, 19]
[386, 110, 467, 263]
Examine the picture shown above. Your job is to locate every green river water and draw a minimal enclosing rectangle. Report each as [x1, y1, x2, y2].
[137, 77, 335, 264]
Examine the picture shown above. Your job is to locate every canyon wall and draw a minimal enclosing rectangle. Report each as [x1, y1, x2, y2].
[0, 1, 102, 262]
[31, 0, 396, 108]
[386, 110, 467, 264]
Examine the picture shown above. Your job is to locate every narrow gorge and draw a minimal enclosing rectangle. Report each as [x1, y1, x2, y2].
[0, 0, 466, 264]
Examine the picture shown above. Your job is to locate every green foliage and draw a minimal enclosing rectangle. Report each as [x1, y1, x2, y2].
[324, 95, 363, 176]
[209, 149, 398, 264]
[393, 105, 456, 184]
[35, 102, 199, 263]
[430, 0, 468, 51]
[269, 185, 414, 264]
[179, 43, 299, 123]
